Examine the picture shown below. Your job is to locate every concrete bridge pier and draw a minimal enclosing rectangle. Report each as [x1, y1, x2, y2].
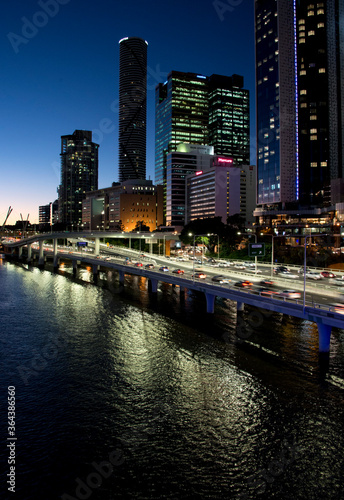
[237, 302, 244, 311]
[92, 264, 99, 278]
[18, 246, 23, 260]
[205, 292, 216, 314]
[27, 243, 32, 263]
[72, 260, 78, 274]
[38, 240, 45, 268]
[94, 238, 100, 256]
[316, 321, 332, 353]
[149, 278, 158, 293]
[118, 270, 125, 286]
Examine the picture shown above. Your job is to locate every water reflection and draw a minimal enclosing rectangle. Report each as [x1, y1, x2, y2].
[1, 260, 344, 499]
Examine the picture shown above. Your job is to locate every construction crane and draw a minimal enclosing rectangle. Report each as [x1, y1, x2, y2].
[1, 206, 13, 232]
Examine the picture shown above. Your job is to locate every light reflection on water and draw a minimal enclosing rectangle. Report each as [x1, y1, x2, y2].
[0, 260, 344, 500]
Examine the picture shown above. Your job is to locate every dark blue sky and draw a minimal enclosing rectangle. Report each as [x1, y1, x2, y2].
[1, 0, 255, 224]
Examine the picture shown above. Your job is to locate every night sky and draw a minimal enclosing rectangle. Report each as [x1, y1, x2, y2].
[1, 0, 255, 224]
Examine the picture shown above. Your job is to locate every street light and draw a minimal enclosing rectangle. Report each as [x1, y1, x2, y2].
[188, 232, 196, 280]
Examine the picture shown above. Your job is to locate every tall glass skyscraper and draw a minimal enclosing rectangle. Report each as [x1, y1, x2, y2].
[255, 0, 344, 208]
[118, 37, 148, 182]
[58, 130, 99, 227]
[155, 71, 250, 188]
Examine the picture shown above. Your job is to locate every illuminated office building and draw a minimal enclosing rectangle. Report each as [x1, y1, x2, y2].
[58, 130, 98, 228]
[118, 37, 148, 182]
[255, 0, 344, 210]
[155, 71, 249, 190]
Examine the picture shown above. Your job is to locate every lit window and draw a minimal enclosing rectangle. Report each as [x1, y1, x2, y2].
[310, 135, 317, 140]
[321, 161, 327, 167]
[317, 9, 324, 15]
[317, 22, 324, 28]
[300, 89, 307, 95]
[308, 30, 315, 36]
[300, 70, 306, 75]
[311, 162, 317, 167]
[299, 38, 306, 43]
[310, 128, 317, 134]
[308, 11, 314, 16]
[310, 115, 317, 120]
[319, 68, 326, 73]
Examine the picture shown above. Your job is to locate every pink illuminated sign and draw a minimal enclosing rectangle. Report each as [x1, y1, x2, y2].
[195, 170, 203, 176]
[217, 157, 233, 164]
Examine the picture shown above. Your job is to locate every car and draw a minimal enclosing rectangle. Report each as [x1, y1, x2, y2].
[211, 275, 230, 283]
[256, 287, 280, 297]
[248, 268, 262, 274]
[159, 266, 169, 272]
[320, 271, 335, 279]
[275, 266, 290, 274]
[298, 267, 311, 274]
[278, 290, 301, 299]
[305, 272, 322, 280]
[145, 263, 154, 269]
[172, 268, 184, 274]
[134, 262, 143, 267]
[279, 271, 298, 279]
[245, 262, 256, 268]
[329, 303, 344, 314]
[234, 280, 253, 288]
[192, 272, 207, 279]
[260, 279, 276, 287]
[234, 263, 246, 270]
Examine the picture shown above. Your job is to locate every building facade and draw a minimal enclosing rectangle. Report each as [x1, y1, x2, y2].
[185, 160, 256, 226]
[118, 37, 148, 182]
[58, 130, 98, 228]
[255, 0, 344, 209]
[208, 74, 250, 163]
[82, 179, 163, 232]
[166, 144, 214, 229]
[155, 71, 250, 192]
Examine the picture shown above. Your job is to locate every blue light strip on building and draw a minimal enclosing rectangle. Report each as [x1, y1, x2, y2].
[293, 0, 299, 200]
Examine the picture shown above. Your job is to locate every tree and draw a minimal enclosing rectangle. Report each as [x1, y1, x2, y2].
[134, 220, 150, 232]
[180, 217, 225, 247]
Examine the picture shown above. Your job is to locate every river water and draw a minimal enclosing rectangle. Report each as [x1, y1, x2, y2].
[0, 258, 344, 499]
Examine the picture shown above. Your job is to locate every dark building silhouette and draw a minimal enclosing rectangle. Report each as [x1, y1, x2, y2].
[118, 37, 148, 182]
[58, 130, 98, 228]
[255, 0, 344, 209]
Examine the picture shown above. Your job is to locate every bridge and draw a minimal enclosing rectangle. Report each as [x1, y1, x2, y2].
[2, 233, 344, 355]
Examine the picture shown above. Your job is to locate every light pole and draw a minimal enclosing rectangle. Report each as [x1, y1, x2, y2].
[189, 232, 196, 280]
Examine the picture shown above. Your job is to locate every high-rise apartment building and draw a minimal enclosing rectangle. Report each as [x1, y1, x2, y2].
[58, 130, 98, 228]
[118, 37, 148, 182]
[155, 71, 249, 189]
[255, 0, 344, 209]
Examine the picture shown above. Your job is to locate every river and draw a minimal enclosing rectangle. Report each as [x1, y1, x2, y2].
[0, 258, 344, 499]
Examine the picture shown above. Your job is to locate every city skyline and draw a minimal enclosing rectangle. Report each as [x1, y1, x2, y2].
[1, 0, 255, 225]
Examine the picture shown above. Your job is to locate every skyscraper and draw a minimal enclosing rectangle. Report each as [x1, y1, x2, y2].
[118, 37, 148, 182]
[208, 74, 250, 163]
[58, 130, 99, 228]
[155, 71, 250, 188]
[255, 0, 344, 209]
